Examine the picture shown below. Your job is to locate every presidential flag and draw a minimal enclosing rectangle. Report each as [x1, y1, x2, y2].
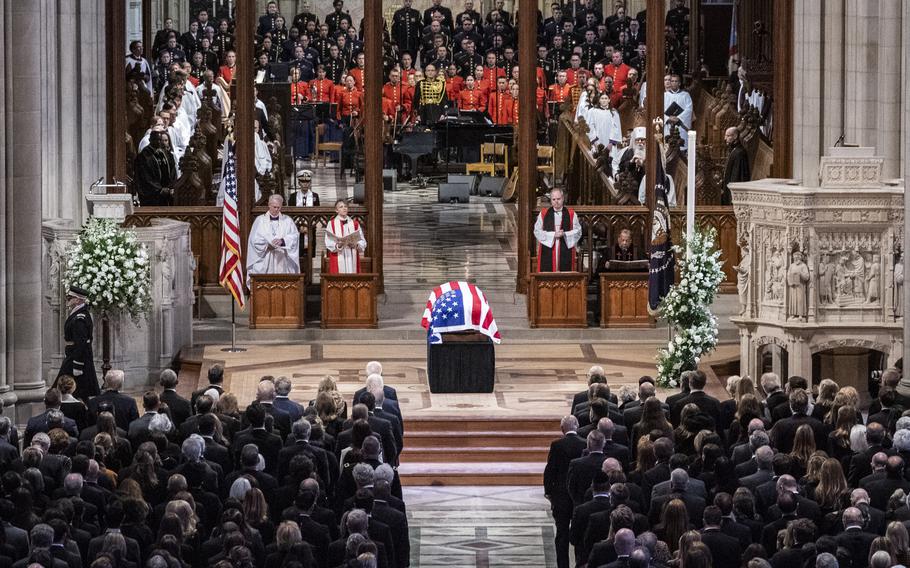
[729, 3, 738, 58]
[218, 140, 246, 308]
[648, 140, 676, 312]
[421, 281, 501, 344]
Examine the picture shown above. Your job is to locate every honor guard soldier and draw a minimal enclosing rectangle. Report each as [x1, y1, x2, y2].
[392, 0, 422, 58]
[257, 1, 280, 38]
[56, 286, 100, 401]
[326, 0, 353, 35]
[292, 1, 320, 33]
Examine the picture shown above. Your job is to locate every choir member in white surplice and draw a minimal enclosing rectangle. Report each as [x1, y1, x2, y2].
[246, 194, 300, 285]
[587, 92, 622, 160]
[325, 200, 367, 274]
[663, 73, 693, 149]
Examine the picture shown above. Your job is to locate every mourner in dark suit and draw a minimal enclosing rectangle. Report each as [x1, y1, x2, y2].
[543, 416, 586, 568]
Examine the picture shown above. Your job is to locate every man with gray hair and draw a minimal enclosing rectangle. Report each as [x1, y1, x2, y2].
[158, 368, 191, 428]
[25, 388, 79, 444]
[759, 372, 786, 417]
[544, 414, 586, 568]
[272, 376, 304, 422]
[343, 508, 397, 568]
[87, 370, 139, 430]
[567, 430, 606, 507]
[352, 463, 375, 491]
[354, 366, 399, 406]
[368, 382, 403, 439]
[815, 552, 839, 568]
[373, 463, 405, 507]
[278, 418, 330, 485]
[570, 366, 618, 411]
[648, 468, 706, 525]
[734, 431, 771, 476]
[370, 477, 410, 568]
[836, 506, 877, 568]
[246, 378, 291, 440]
[598, 418, 630, 470]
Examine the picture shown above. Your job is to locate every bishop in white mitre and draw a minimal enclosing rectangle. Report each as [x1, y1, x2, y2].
[246, 194, 300, 284]
[325, 200, 367, 274]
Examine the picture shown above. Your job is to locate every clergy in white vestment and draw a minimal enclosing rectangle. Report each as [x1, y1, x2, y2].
[587, 92, 623, 160]
[663, 74, 693, 149]
[533, 187, 582, 272]
[246, 194, 300, 285]
[574, 78, 598, 125]
[325, 200, 367, 274]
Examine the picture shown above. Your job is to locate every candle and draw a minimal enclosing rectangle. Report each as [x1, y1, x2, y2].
[687, 130, 697, 254]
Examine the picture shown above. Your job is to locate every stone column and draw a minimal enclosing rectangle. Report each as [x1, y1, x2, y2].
[903, 0, 910, 367]
[6, 2, 48, 417]
[791, 0, 823, 186]
[874, 0, 902, 179]
[0, 0, 11, 408]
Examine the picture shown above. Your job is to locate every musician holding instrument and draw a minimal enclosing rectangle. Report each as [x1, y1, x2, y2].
[413, 62, 449, 125]
[336, 74, 363, 170]
[457, 74, 487, 111]
[382, 69, 413, 126]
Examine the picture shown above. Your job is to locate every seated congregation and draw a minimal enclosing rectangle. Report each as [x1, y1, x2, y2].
[1, 361, 407, 568]
[546, 366, 910, 568]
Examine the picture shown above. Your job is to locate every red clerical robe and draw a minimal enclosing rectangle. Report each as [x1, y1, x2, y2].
[458, 87, 487, 111]
[335, 87, 363, 119]
[487, 90, 513, 125]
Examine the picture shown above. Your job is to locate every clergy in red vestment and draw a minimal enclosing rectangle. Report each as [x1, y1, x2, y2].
[335, 74, 363, 121]
[457, 74, 487, 111]
[533, 187, 581, 272]
[325, 200, 367, 274]
[487, 77, 513, 125]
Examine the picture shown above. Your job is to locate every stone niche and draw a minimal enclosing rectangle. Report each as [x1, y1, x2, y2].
[729, 147, 903, 402]
[41, 218, 194, 392]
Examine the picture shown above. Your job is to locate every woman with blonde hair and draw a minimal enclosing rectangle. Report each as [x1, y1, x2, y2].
[165, 499, 199, 541]
[826, 404, 858, 464]
[315, 375, 348, 416]
[630, 437, 656, 485]
[314, 391, 346, 438]
[654, 499, 690, 553]
[789, 424, 816, 477]
[56, 375, 89, 429]
[812, 458, 849, 514]
[243, 487, 275, 546]
[812, 378, 839, 421]
[800, 451, 828, 497]
[886, 521, 910, 566]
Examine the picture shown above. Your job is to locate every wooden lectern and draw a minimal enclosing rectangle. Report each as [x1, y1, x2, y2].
[320, 256, 378, 328]
[599, 272, 655, 328]
[249, 273, 306, 329]
[528, 271, 588, 328]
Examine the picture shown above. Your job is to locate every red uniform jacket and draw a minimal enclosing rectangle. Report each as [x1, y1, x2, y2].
[457, 87, 487, 111]
[482, 65, 506, 85]
[349, 66, 365, 90]
[310, 78, 335, 102]
[290, 81, 309, 104]
[381, 82, 413, 119]
[335, 87, 363, 119]
[219, 65, 236, 83]
[445, 75, 464, 101]
[487, 90, 513, 125]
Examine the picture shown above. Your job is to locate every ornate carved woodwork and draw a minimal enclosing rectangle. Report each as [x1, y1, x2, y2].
[528, 272, 588, 328]
[600, 272, 655, 328]
[249, 274, 306, 328]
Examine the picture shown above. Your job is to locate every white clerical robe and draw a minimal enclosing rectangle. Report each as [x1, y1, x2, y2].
[664, 89, 693, 149]
[325, 216, 367, 274]
[574, 90, 590, 124]
[289, 190, 317, 206]
[638, 173, 678, 207]
[587, 107, 622, 156]
[533, 207, 582, 271]
[196, 82, 231, 115]
[246, 213, 300, 285]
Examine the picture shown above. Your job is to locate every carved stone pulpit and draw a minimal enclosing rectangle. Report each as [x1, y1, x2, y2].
[730, 147, 903, 402]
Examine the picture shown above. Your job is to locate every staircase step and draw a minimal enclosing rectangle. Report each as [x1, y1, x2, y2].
[400, 446, 550, 462]
[404, 431, 559, 447]
[397, 461, 545, 486]
[403, 416, 562, 433]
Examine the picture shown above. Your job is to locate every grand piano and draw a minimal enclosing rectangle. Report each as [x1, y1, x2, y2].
[393, 111, 513, 178]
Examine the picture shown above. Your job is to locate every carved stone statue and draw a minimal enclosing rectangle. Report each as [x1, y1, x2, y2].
[895, 252, 904, 315]
[766, 246, 784, 302]
[734, 237, 751, 314]
[817, 254, 835, 305]
[787, 250, 810, 320]
[865, 254, 880, 304]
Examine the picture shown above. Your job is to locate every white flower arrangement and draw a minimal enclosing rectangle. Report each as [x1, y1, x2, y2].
[655, 228, 725, 388]
[64, 218, 152, 322]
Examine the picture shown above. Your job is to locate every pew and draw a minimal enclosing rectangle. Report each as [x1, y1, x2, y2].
[320, 256, 378, 329]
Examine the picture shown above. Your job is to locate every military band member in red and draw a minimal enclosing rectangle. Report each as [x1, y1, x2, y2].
[548, 70, 572, 115]
[399, 52, 417, 85]
[444, 63, 464, 101]
[382, 69, 412, 122]
[309, 65, 335, 102]
[457, 74, 487, 111]
[487, 76, 513, 125]
[473, 64, 492, 99]
[335, 74, 363, 121]
[289, 66, 309, 104]
[349, 52, 366, 91]
[481, 51, 505, 85]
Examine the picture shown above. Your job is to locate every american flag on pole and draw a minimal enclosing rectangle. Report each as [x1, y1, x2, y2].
[218, 140, 246, 308]
[729, 2, 738, 57]
[421, 281, 501, 344]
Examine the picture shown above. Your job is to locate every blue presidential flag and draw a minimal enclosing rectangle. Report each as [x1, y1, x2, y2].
[648, 141, 676, 312]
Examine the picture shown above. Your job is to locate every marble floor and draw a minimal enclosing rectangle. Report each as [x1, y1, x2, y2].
[403, 486, 555, 567]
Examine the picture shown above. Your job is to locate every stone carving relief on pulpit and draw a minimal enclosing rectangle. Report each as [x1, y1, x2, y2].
[764, 243, 784, 304]
[816, 232, 883, 308]
[45, 239, 68, 302]
[787, 247, 810, 321]
[893, 250, 904, 318]
[734, 236, 751, 316]
[157, 240, 176, 299]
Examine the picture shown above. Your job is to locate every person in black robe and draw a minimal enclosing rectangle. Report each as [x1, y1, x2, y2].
[721, 127, 751, 205]
[55, 286, 100, 401]
[134, 131, 178, 206]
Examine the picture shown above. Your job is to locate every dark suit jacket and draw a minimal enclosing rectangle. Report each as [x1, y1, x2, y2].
[762, 390, 787, 419]
[641, 462, 670, 508]
[587, 539, 617, 568]
[373, 408, 404, 455]
[670, 391, 721, 427]
[720, 517, 752, 550]
[354, 384, 399, 403]
[738, 468, 773, 492]
[849, 445, 895, 486]
[231, 427, 283, 475]
[865, 476, 910, 510]
[622, 399, 669, 429]
[272, 396, 305, 422]
[372, 500, 409, 568]
[835, 527, 877, 568]
[700, 528, 741, 567]
[543, 433, 586, 507]
[88, 531, 141, 564]
[769, 413, 828, 454]
[277, 439, 331, 488]
[24, 410, 79, 444]
[159, 389, 192, 428]
[293, 514, 331, 568]
[761, 513, 797, 553]
[567, 452, 607, 506]
[648, 491, 706, 528]
[734, 457, 758, 478]
[569, 495, 612, 561]
[665, 390, 690, 415]
[202, 436, 233, 475]
[571, 390, 618, 411]
[88, 390, 140, 431]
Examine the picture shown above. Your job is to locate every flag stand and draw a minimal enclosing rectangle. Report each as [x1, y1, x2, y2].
[221, 297, 247, 353]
